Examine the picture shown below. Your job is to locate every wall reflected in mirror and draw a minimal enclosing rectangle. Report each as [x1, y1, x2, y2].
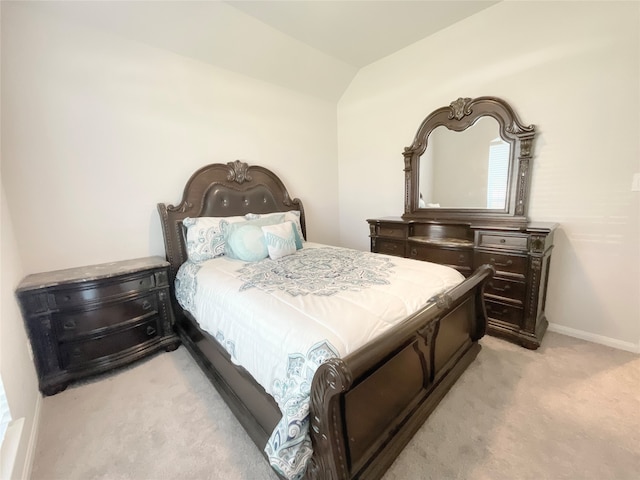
[418, 116, 511, 210]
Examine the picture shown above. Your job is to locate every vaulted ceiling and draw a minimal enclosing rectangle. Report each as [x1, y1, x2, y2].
[15, 0, 500, 100]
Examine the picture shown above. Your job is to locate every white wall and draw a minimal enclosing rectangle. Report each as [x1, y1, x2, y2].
[338, 1, 640, 350]
[1, 7, 42, 479]
[0, 181, 41, 480]
[2, 3, 339, 275]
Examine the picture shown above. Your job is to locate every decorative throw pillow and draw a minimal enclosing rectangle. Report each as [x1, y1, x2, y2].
[245, 211, 304, 249]
[224, 214, 284, 260]
[261, 221, 297, 260]
[183, 216, 246, 263]
[226, 225, 268, 262]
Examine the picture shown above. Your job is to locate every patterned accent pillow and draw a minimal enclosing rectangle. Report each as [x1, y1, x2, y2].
[245, 211, 304, 249]
[225, 214, 285, 261]
[261, 221, 297, 260]
[183, 216, 246, 263]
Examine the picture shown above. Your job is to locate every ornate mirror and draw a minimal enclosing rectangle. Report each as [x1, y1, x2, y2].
[403, 96, 535, 226]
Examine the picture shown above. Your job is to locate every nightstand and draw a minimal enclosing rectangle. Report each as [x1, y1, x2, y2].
[16, 256, 180, 395]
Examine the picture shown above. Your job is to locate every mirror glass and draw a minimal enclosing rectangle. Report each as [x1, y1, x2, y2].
[418, 116, 511, 210]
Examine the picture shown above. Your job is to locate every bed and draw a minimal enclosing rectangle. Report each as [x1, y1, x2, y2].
[157, 160, 494, 480]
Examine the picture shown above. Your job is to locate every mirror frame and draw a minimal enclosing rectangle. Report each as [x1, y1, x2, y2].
[402, 96, 535, 227]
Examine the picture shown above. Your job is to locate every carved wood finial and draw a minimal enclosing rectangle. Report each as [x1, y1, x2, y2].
[226, 160, 252, 184]
[448, 97, 473, 120]
[166, 201, 193, 213]
[506, 123, 536, 136]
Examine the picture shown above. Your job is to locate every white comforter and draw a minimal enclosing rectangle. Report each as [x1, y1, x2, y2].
[175, 242, 463, 479]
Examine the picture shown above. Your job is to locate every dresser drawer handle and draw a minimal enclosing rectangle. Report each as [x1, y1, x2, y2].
[488, 282, 510, 293]
[487, 304, 508, 315]
[410, 248, 417, 257]
[63, 320, 77, 330]
[490, 258, 513, 268]
[71, 347, 82, 358]
[142, 300, 152, 310]
[146, 325, 157, 336]
[500, 238, 506, 244]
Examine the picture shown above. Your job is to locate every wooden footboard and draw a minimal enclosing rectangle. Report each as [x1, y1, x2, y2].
[306, 264, 493, 480]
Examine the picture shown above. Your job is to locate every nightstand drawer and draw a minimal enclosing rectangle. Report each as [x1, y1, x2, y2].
[475, 251, 527, 277]
[48, 273, 156, 309]
[59, 317, 161, 369]
[476, 232, 528, 251]
[485, 277, 526, 304]
[53, 294, 158, 340]
[375, 239, 405, 257]
[485, 300, 523, 328]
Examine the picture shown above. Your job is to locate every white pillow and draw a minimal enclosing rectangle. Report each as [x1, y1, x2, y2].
[183, 216, 246, 262]
[261, 221, 297, 260]
[245, 211, 304, 248]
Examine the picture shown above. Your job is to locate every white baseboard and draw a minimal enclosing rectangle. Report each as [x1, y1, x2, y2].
[1, 417, 24, 480]
[20, 394, 42, 480]
[548, 323, 640, 354]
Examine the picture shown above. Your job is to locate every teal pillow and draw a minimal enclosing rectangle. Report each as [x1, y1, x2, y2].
[227, 225, 269, 262]
[224, 214, 284, 260]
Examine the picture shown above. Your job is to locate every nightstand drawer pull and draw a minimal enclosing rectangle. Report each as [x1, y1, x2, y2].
[142, 300, 152, 310]
[146, 325, 157, 336]
[63, 320, 77, 330]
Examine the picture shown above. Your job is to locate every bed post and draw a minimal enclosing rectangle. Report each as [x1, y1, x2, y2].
[307, 358, 353, 480]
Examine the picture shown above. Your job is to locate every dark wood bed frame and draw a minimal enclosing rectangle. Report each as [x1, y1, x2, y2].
[158, 160, 494, 480]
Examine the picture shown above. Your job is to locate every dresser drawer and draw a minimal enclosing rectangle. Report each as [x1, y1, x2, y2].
[59, 317, 161, 369]
[485, 277, 526, 304]
[375, 239, 405, 257]
[53, 294, 158, 340]
[475, 251, 527, 277]
[374, 223, 407, 239]
[48, 273, 156, 309]
[485, 300, 523, 328]
[476, 231, 528, 251]
[409, 244, 473, 272]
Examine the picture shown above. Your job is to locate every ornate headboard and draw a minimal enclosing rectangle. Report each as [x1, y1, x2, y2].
[157, 160, 306, 282]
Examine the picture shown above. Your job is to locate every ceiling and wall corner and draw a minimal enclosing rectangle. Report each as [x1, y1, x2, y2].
[14, 0, 500, 102]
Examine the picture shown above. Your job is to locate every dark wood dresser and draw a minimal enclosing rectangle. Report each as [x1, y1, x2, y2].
[368, 218, 556, 349]
[378, 96, 559, 349]
[16, 256, 180, 395]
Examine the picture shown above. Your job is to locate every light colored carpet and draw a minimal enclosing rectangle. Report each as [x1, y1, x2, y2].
[30, 332, 640, 480]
